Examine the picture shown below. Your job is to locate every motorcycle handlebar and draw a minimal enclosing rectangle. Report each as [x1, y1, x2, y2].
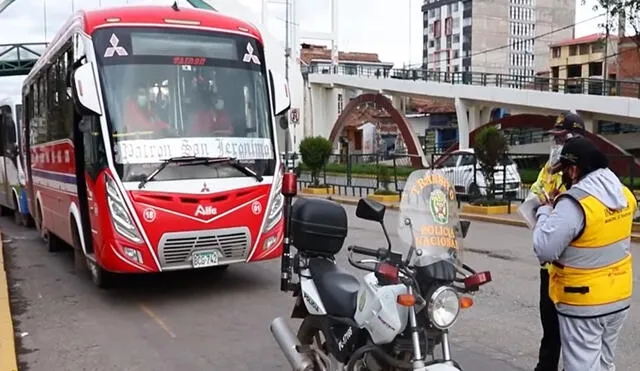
[347, 245, 380, 258]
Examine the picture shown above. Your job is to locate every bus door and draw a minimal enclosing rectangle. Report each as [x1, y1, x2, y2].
[0, 106, 17, 209]
[74, 114, 107, 255]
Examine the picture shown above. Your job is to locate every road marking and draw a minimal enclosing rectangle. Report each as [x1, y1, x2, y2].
[139, 303, 177, 338]
[0, 233, 19, 371]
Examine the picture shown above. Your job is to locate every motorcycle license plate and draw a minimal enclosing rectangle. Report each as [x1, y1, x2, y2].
[192, 250, 219, 268]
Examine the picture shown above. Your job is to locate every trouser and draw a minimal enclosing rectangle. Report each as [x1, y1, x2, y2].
[558, 308, 629, 371]
[535, 268, 561, 371]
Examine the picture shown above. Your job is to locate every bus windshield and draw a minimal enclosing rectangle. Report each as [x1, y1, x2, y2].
[93, 27, 275, 182]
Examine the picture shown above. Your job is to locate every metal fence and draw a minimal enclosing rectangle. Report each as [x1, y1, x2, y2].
[296, 153, 415, 197]
[304, 64, 640, 98]
[296, 151, 639, 203]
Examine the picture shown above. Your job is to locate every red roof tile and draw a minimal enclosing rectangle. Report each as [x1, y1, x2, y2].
[410, 97, 455, 114]
[298, 43, 387, 65]
[551, 33, 617, 47]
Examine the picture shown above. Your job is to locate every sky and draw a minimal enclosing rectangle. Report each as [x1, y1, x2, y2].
[0, 0, 606, 101]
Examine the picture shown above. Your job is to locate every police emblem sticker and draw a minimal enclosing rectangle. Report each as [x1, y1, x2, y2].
[429, 189, 448, 225]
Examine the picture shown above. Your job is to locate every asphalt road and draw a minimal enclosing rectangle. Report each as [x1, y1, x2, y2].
[3, 203, 640, 371]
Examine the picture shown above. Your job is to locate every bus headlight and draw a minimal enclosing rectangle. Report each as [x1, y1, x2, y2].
[105, 174, 143, 243]
[427, 286, 460, 330]
[263, 168, 284, 232]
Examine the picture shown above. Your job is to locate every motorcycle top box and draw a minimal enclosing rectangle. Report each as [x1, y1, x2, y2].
[290, 198, 348, 256]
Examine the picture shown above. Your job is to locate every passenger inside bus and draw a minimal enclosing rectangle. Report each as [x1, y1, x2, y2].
[188, 78, 233, 136]
[121, 86, 171, 135]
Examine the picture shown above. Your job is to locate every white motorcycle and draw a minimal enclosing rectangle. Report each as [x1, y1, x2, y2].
[271, 168, 492, 371]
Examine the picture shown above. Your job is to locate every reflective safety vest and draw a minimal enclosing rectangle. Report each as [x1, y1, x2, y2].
[530, 164, 566, 271]
[549, 186, 636, 314]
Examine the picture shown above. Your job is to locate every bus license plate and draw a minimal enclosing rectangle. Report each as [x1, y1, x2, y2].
[192, 250, 219, 268]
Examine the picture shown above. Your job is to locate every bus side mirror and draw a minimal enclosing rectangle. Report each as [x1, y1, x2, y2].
[279, 116, 289, 130]
[71, 62, 102, 116]
[270, 70, 290, 116]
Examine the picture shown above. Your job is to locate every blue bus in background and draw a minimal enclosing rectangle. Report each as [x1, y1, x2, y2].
[0, 98, 32, 226]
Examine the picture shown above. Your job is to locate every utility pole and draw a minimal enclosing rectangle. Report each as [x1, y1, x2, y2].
[43, 0, 48, 40]
[284, 0, 291, 159]
[603, 9, 610, 95]
[285, 0, 290, 82]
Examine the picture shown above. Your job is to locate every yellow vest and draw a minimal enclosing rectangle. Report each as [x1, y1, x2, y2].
[548, 186, 636, 309]
[529, 163, 565, 199]
[530, 164, 566, 270]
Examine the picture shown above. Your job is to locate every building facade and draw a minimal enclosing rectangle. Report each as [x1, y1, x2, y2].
[299, 43, 393, 78]
[421, 0, 574, 76]
[616, 36, 640, 82]
[548, 33, 618, 80]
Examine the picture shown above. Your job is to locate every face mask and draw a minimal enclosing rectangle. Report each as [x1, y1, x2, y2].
[549, 144, 563, 166]
[137, 95, 148, 107]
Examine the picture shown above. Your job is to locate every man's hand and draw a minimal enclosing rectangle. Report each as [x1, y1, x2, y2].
[540, 189, 560, 206]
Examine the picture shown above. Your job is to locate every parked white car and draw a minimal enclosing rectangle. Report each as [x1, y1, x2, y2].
[435, 148, 522, 199]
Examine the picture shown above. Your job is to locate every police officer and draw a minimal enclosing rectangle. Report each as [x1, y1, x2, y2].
[533, 137, 635, 371]
[530, 111, 585, 371]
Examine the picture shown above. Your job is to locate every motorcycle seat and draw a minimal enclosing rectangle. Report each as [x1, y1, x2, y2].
[308, 257, 360, 318]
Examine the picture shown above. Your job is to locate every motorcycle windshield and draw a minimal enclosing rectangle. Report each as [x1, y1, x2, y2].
[398, 169, 464, 269]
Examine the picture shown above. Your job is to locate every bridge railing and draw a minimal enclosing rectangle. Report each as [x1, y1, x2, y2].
[304, 64, 640, 99]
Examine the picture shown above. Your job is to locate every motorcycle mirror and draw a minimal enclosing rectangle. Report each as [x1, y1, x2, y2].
[356, 198, 392, 251]
[356, 198, 386, 222]
[459, 220, 471, 239]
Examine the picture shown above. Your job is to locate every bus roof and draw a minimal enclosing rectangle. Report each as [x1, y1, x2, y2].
[22, 4, 263, 90]
[82, 5, 262, 40]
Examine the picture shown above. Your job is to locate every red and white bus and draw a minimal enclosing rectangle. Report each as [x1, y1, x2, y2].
[21, 4, 291, 287]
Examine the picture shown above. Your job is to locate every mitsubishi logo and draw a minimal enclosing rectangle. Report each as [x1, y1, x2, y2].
[201, 182, 210, 192]
[242, 42, 260, 65]
[104, 34, 128, 57]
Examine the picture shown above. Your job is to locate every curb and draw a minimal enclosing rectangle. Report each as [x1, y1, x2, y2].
[0, 233, 18, 371]
[298, 194, 640, 243]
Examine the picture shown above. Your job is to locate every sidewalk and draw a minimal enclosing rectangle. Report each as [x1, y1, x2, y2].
[0, 234, 18, 371]
[297, 193, 640, 242]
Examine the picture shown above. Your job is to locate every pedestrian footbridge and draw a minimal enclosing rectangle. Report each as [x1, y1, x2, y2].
[304, 66, 640, 168]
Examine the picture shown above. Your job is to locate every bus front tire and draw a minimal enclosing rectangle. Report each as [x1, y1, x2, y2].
[86, 258, 115, 289]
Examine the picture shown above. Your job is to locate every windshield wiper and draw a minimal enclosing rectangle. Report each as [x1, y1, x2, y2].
[137, 156, 263, 189]
[205, 157, 264, 183]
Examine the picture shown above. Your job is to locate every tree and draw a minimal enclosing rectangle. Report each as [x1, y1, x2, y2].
[472, 126, 508, 200]
[299, 136, 333, 186]
[586, 0, 640, 45]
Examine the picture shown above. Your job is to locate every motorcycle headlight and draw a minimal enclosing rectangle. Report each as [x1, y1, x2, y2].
[427, 286, 460, 330]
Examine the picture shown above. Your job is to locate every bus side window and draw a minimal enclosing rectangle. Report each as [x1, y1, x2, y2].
[4, 114, 17, 157]
[80, 116, 106, 179]
[0, 106, 9, 155]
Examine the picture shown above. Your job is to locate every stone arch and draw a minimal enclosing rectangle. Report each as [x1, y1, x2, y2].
[434, 114, 640, 176]
[328, 93, 425, 168]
